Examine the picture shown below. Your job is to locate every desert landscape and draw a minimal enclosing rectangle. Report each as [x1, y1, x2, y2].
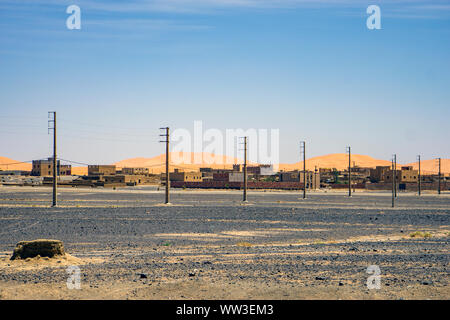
[2, 154, 449, 176]
[0, 186, 448, 300]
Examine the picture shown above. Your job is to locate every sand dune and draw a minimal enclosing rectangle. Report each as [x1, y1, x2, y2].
[71, 167, 88, 176]
[404, 159, 450, 175]
[0, 157, 32, 171]
[278, 153, 393, 172]
[114, 152, 248, 174]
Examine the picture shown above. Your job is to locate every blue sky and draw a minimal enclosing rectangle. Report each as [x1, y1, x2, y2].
[0, 0, 449, 165]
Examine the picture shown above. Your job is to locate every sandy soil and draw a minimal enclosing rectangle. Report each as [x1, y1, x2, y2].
[0, 187, 448, 300]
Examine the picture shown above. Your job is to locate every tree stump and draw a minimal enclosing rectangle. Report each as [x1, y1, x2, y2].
[10, 239, 65, 260]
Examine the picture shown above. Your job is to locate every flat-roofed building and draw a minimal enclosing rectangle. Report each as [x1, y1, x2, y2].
[170, 169, 203, 182]
[248, 164, 275, 176]
[279, 170, 320, 189]
[103, 174, 153, 186]
[88, 165, 116, 176]
[383, 166, 418, 183]
[31, 158, 71, 177]
[121, 167, 149, 176]
[229, 172, 244, 182]
[370, 166, 391, 183]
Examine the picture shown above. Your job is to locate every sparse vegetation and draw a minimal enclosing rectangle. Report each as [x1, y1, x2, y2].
[409, 231, 432, 238]
[236, 242, 253, 247]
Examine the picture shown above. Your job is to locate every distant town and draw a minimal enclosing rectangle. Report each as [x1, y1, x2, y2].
[0, 157, 448, 192]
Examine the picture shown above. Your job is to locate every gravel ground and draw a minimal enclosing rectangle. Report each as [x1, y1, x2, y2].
[0, 186, 448, 300]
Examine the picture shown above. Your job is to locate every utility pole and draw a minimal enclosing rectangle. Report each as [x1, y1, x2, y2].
[438, 157, 441, 195]
[314, 165, 318, 190]
[159, 127, 170, 204]
[353, 160, 356, 193]
[417, 155, 421, 196]
[347, 146, 351, 197]
[394, 154, 397, 198]
[48, 112, 57, 207]
[301, 141, 306, 199]
[392, 156, 395, 208]
[241, 137, 248, 202]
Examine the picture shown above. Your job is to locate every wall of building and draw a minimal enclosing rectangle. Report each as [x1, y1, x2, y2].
[31, 159, 71, 177]
[121, 167, 149, 175]
[229, 172, 244, 182]
[88, 165, 116, 176]
[171, 181, 305, 190]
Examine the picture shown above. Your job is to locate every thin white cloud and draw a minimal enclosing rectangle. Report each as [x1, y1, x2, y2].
[3, 0, 450, 13]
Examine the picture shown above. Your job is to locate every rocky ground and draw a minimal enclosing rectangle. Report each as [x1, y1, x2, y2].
[0, 186, 448, 300]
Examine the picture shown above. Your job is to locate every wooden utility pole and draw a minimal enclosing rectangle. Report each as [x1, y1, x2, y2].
[300, 141, 306, 199]
[394, 154, 397, 198]
[243, 137, 248, 202]
[48, 112, 57, 207]
[417, 155, 421, 196]
[159, 127, 170, 204]
[438, 157, 441, 195]
[347, 146, 351, 197]
[392, 156, 395, 208]
[314, 165, 318, 190]
[353, 161, 356, 193]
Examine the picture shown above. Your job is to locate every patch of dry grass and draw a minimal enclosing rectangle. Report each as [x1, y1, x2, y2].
[409, 231, 432, 238]
[236, 242, 253, 247]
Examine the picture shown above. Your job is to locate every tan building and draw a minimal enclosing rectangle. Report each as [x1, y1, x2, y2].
[88, 165, 116, 176]
[383, 166, 418, 183]
[247, 164, 275, 176]
[399, 166, 419, 182]
[121, 167, 149, 176]
[103, 174, 153, 186]
[369, 166, 391, 182]
[279, 170, 320, 189]
[170, 169, 203, 182]
[233, 164, 241, 172]
[31, 158, 71, 177]
[229, 172, 244, 182]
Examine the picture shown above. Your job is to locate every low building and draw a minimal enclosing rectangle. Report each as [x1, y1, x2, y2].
[101, 174, 153, 186]
[383, 166, 418, 183]
[170, 169, 203, 182]
[229, 172, 244, 182]
[88, 165, 116, 176]
[0, 170, 31, 176]
[247, 164, 275, 176]
[279, 170, 320, 189]
[213, 172, 229, 181]
[31, 158, 71, 177]
[369, 166, 391, 183]
[121, 167, 149, 176]
[399, 166, 419, 183]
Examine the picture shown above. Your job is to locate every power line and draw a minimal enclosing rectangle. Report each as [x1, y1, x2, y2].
[0, 158, 48, 166]
[57, 158, 91, 166]
[58, 118, 154, 132]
